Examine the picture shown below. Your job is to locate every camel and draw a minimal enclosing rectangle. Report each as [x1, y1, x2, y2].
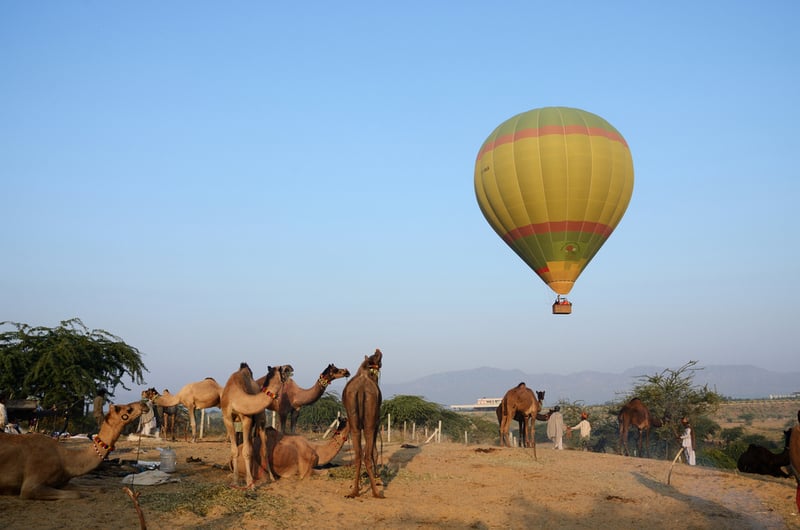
[737, 428, 791, 477]
[142, 388, 179, 441]
[0, 401, 146, 500]
[151, 377, 222, 442]
[342, 348, 384, 498]
[235, 417, 349, 481]
[261, 363, 351, 433]
[618, 397, 663, 457]
[496, 388, 546, 448]
[497, 383, 544, 456]
[220, 363, 288, 488]
[789, 410, 800, 512]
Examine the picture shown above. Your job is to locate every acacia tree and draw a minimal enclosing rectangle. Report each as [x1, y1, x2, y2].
[0, 318, 147, 411]
[619, 360, 723, 458]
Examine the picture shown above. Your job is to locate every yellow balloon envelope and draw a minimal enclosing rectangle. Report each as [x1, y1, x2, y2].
[474, 107, 634, 300]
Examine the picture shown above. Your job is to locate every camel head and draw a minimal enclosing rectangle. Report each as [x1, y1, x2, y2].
[278, 364, 294, 383]
[104, 401, 148, 427]
[361, 349, 382, 369]
[536, 390, 545, 403]
[322, 363, 351, 382]
[261, 365, 284, 399]
[141, 387, 158, 401]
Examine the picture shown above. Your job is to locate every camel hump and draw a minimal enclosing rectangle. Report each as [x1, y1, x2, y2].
[517, 382, 526, 388]
[239, 362, 249, 370]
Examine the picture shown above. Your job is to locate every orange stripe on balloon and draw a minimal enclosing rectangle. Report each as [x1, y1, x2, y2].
[477, 125, 628, 160]
[502, 221, 613, 244]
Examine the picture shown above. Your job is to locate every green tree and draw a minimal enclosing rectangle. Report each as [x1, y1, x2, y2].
[0, 318, 147, 413]
[294, 392, 346, 432]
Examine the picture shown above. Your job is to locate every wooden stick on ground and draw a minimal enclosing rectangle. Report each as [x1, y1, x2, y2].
[123, 486, 147, 530]
[666, 447, 685, 485]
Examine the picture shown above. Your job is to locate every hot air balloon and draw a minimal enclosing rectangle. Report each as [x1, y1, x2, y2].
[474, 107, 634, 314]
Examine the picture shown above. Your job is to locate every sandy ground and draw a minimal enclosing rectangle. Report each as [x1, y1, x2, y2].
[1, 434, 799, 530]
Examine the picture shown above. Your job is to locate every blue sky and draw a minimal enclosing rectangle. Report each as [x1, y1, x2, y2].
[2, 2, 798, 404]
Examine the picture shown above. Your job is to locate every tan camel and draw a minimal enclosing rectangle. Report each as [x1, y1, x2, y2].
[618, 397, 663, 456]
[497, 383, 544, 457]
[220, 363, 288, 488]
[236, 418, 349, 481]
[789, 410, 800, 512]
[261, 363, 351, 433]
[342, 348, 384, 498]
[152, 377, 222, 442]
[0, 401, 146, 500]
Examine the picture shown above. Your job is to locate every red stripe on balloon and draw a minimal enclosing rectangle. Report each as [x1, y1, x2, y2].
[477, 125, 627, 160]
[502, 221, 613, 244]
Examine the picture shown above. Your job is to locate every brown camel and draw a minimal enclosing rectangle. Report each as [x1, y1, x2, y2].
[220, 363, 287, 488]
[618, 397, 663, 456]
[261, 363, 351, 433]
[789, 410, 800, 512]
[342, 348, 384, 498]
[497, 383, 544, 456]
[142, 388, 179, 441]
[496, 388, 546, 448]
[0, 402, 146, 500]
[236, 418, 350, 481]
[152, 377, 222, 442]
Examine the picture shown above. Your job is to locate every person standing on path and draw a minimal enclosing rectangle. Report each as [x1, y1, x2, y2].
[680, 417, 696, 465]
[569, 411, 592, 450]
[547, 406, 567, 450]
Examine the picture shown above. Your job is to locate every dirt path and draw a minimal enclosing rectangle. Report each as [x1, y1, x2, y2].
[1, 435, 798, 529]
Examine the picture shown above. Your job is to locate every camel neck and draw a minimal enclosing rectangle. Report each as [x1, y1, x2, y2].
[92, 434, 113, 459]
[317, 375, 331, 389]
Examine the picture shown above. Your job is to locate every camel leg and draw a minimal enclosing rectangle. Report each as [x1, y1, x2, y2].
[188, 406, 198, 442]
[21, 481, 82, 501]
[347, 429, 363, 498]
[240, 416, 256, 487]
[257, 424, 274, 482]
[223, 415, 241, 486]
[499, 414, 512, 447]
[364, 429, 383, 498]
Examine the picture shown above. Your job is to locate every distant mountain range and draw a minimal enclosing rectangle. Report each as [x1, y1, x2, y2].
[380, 365, 800, 407]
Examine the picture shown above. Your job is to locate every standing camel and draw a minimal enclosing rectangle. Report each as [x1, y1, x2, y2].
[342, 348, 384, 498]
[220, 363, 287, 488]
[789, 410, 800, 512]
[496, 388, 546, 448]
[0, 402, 146, 499]
[497, 383, 544, 456]
[261, 363, 350, 433]
[618, 397, 663, 456]
[151, 377, 222, 442]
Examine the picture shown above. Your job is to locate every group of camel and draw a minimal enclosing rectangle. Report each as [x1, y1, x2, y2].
[495, 386, 671, 458]
[0, 350, 385, 500]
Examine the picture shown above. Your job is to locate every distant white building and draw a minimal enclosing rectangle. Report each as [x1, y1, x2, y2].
[451, 397, 502, 411]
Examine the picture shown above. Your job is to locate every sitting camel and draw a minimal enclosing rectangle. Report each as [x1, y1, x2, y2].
[261, 363, 351, 433]
[220, 363, 289, 488]
[737, 429, 792, 477]
[497, 384, 544, 457]
[342, 348, 384, 498]
[236, 418, 349, 481]
[618, 397, 663, 457]
[0, 401, 146, 500]
[151, 377, 222, 442]
[788, 410, 800, 512]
